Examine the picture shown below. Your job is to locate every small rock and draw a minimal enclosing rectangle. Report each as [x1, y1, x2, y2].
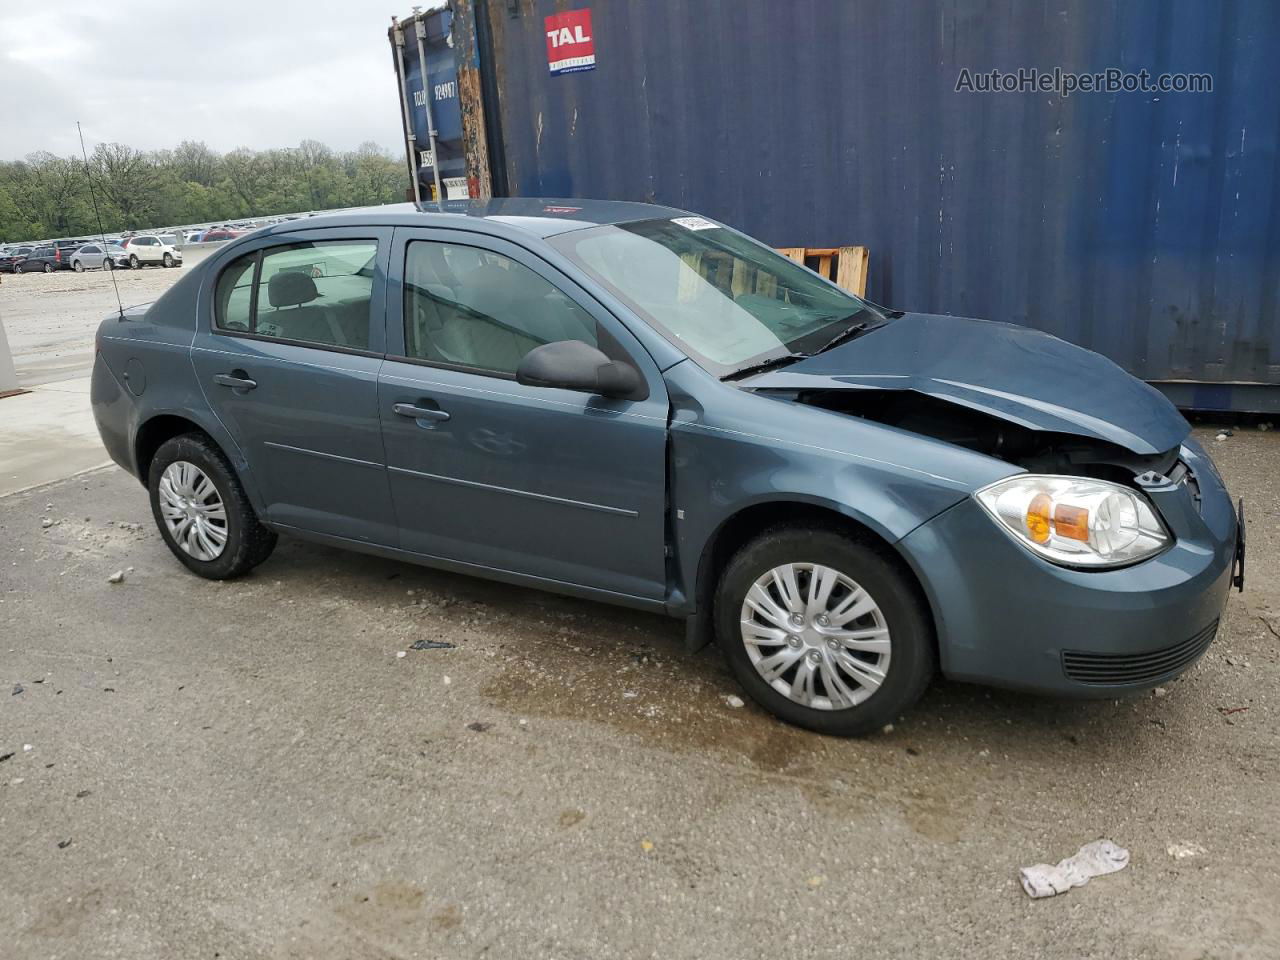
[1215, 433, 1228, 442]
[12, 684, 22, 696]
[41, 518, 53, 529]
[10, 778, 24, 785]
[905, 746, 920, 756]
[806, 875, 826, 888]
[75, 789, 91, 799]
[978, 748, 991, 758]
[640, 839, 654, 853]
[518, 718, 528, 727]
[107, 570, 125, 584]
[0, 753, 12, 763]
[22, 744, 32, 752]
[622, 690, 638, 699]
[1167, 841, 1206, 859]
[442, 675, 452, 686]
[395, 651, 407, 659]
[881, 723, 894, 734]
[725, 694, 745, 708]
[466, 721, 491, 733]
[57, 839, 72, 850]
[1257, 423, 1271, 432]
[1153, 686, 1168, 697]
[46, 502, 53, 509]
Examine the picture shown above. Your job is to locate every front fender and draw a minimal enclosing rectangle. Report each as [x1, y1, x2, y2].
[663, 361, 1019, 618]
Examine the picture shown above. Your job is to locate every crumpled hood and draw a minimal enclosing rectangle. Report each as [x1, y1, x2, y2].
[744, 313, 1190, 456]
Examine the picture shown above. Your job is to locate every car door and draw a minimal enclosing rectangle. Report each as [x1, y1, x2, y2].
[190, 227, 399, 545]
[379, 228, 670, 603]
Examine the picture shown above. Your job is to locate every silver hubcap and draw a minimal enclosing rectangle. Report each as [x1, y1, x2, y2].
[158, 461, 228, 561]
[740, 563, 891, 710]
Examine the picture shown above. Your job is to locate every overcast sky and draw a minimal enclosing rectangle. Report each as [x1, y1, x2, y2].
[0, 1, 439, 161]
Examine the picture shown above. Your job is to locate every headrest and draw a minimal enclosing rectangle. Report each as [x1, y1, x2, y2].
[268, 271, 319, 308]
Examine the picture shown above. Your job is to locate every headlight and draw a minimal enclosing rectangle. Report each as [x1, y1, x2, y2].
[975, 475, 1170, 568]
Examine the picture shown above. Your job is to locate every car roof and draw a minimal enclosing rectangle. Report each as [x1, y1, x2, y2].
[257, 198, 692, 241]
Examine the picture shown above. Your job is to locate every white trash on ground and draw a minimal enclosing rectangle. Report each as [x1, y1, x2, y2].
[1019, 839, 1130, 898]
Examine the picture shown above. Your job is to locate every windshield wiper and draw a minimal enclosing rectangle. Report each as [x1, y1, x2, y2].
[721, 352, 807, 382]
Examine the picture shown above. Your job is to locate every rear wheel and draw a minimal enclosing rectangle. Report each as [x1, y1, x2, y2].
[148, 433, 277, 579]
[715, 527, 935, 736]
[129, 254, 139, 269]
[162, 252, 174, 267]
[43, 263, 53, 273]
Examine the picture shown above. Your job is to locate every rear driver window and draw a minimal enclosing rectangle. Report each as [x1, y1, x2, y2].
[214, 240, 378, 351]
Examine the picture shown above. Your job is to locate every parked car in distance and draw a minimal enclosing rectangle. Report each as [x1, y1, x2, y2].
[200, 228, 244, 242]
[118, 234, 183, 269]
[71, 242, 130, 271]
[16, 243, 76, 273]
[89, 199, 1243, 735]
[0, 246, 33, 272]
[185, 230, 205, 244]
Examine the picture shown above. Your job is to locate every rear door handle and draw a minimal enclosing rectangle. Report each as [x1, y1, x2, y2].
[214, 372, 257, 391]
[393, 402, 450, 423]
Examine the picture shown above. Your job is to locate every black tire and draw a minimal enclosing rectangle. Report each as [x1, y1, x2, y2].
[43, 262, 53, 273]
[104, 258, 114, 271]
[147, 433, 277, 580]
[73, 260, 84, 272]
[129, 254, 139, 269]
[162, 252, 174, 267]
[715, 527, 935, 736]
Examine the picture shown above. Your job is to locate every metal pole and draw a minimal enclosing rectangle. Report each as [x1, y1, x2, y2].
[413, 11, 445, 204]
[392, 20, 423, 205]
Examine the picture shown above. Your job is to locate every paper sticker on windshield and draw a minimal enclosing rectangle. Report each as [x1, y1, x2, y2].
[672, 216, 719, 231]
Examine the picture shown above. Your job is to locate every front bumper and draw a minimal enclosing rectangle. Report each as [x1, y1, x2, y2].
[901, 441, 1237, 696]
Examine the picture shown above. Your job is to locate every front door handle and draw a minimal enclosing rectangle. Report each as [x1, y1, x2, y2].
[393, 401, 451, 423]
[214, 372, 257, 391]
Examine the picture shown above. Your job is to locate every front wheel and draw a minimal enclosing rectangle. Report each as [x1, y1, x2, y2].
[104, 258, 114, 271]
[148, 433, 277, 579]
[73, 260, 84, 272]
[715, 527, 935, 736]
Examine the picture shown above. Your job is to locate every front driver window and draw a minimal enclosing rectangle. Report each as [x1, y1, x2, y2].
[402, 240, 597, 376]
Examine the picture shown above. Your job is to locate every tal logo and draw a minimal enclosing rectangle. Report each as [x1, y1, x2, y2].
[544, 9, 596, 75]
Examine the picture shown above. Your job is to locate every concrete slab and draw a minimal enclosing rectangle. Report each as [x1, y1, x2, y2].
[0, 376, 111, 497]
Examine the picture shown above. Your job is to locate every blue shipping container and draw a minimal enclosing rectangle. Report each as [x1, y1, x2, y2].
[393, 0, 1280, 412]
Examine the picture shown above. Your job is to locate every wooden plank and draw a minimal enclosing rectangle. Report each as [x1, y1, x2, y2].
[835, 245, 870, 297]
[776, 247, 807, 264]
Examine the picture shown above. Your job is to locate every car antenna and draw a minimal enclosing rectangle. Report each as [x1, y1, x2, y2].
[76, 121, 125, 320]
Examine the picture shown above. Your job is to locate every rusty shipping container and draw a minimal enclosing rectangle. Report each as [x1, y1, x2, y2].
[391, 0, 1280, 412]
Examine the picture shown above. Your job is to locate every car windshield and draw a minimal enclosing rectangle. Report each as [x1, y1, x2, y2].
[549, 217, 883, 376]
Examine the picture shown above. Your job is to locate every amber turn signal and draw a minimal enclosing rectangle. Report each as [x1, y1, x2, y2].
[1054, 504, 1090, 542]
[1026, 493, 1052, 543]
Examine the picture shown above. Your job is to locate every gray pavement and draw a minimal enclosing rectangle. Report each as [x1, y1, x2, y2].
[1, 428, 1278, 959]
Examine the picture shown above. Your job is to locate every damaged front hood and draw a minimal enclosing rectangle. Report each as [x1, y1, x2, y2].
[745, 313, 1189, 455]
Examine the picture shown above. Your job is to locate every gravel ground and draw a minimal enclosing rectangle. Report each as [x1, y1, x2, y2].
[0, 427, 1277, 959]
[0, 266, 190, 386]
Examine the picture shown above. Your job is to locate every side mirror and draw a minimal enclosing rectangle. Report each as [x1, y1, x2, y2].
[516, 340, 645, 399]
